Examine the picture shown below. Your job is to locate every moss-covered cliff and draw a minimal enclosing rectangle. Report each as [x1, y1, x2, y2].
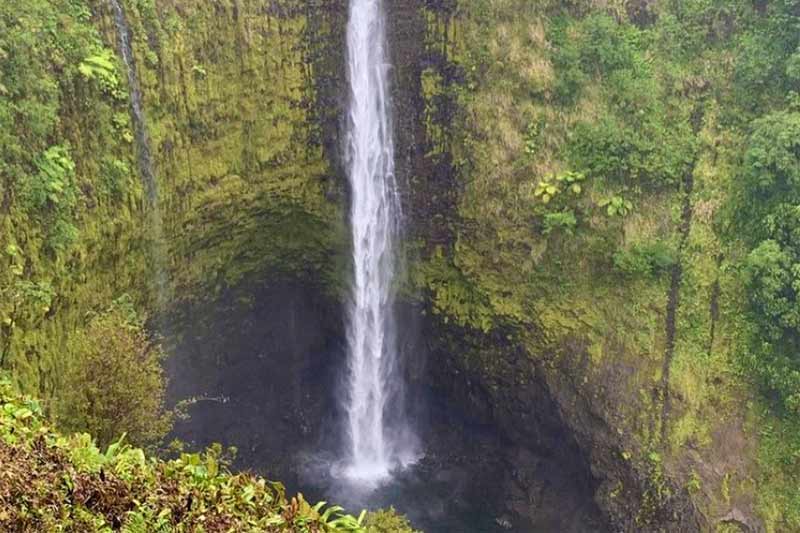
[408, 1, 800, 530]
[95, 0, 348, 298]
[0, 0, 347, 417]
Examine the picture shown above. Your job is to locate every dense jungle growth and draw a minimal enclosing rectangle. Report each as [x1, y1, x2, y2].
[0, 376, 419, 532]
[2, 0, 800, 531]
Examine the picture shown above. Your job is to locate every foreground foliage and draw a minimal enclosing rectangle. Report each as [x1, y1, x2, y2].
[0, 376, 377, 533]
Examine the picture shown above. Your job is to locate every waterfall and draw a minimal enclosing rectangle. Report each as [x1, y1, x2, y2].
[109, 0, 168, 308]
[342, 0, 414, 482]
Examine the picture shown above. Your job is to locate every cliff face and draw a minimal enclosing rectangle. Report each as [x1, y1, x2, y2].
[0, 0, 349, 416]
[1, 0, 794, 531]
[94, 0, 349, 299]
[403, 1, 775, 531]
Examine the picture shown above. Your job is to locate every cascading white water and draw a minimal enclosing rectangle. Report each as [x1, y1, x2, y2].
[343, 0, 410, 483]
[109, 0, 156, 203]
[109, 0, 168, 310]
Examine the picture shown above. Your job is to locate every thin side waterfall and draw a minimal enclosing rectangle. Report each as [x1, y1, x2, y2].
[109, 0, 168, 309]
[342, 0, 415, 483]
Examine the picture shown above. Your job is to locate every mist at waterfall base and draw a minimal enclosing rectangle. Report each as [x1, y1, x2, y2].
[166, 287, 605, 532]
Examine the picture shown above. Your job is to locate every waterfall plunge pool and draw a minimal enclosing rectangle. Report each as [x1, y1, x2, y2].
[162, 282, 609, 532]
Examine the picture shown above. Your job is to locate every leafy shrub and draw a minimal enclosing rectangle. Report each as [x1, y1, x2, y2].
[549, 14, 647, 104]
[568, 112, 693, 189]
[523, 120, 544, 157]
[735, 29, 797, 110]
[57, 297, 171, 448]
[613, 240, 676, 277]
[548, 16, 587, 104]
[742, 239, 800, 415]
[745, 240, 799, 342]
[364, 508, 420, 533]
[19, 145, 80, 253]
[0, 279, 54, 347]
[543, 210, 578, 235]
[0, 377, 369, 532]
[743, 110, 800, 198]
[78, 48, 122, 99]
[736, 109, 800, 415]
[534, 171, 585, 205]
[600, 195, 634, 217]
[579, 13, 643, 76]
[786, 47, 800, 83]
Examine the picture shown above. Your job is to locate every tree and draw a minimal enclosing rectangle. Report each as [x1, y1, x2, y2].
[739, 110, 800, 414]
[58, 297, 171, 448]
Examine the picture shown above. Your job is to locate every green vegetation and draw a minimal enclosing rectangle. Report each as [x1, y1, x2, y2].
[0, 0, 150, 414]
[56, 297, 171, 448]
[4, 0, 800, 530]
[413, 0, 800, 529]
[738, 109, 800, 414]
[613, 240, 675, 278]
[363, 509, 419, 533]
[0, 2, 350, 528]
[0, 375, 397, 532]
[0, 0, 343, 430]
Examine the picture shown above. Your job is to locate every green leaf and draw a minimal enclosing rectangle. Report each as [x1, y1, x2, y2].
[265, 515, 285, 526]
[78, 63, 93, 79]
[105, 434, 128, 460]
[13, 408, 33, 420]
[242, 484, 256, 503]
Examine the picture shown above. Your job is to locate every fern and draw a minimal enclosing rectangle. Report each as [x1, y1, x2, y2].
[79, 49, 121, 97]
